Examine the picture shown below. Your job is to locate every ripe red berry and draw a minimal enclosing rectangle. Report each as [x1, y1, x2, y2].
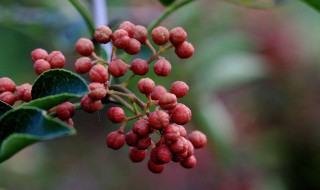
[151, 26, 169, 46]
[80, 95, 102, 113]
[175, 41, 194, 59]
[0, 92, 15, 105]
[15, 83, 32, 102]
[33, 59, 51, 75]
[176, 125, 187, 138]
[74, 57, 92, 74]
[89, 64, 109, 83]
[133, 25, 148, 44]
[136, 135, 151, 150]
[129, 147, 147, 163]
[170, 103, 192, 125]
[130, 58, 149, 75]
[125, 130, 139, 147]
[150, 85, 167, 101]
[31, 48, 48, 62]
[148, 159, 164, 174]
[124, 38, 141, 55]
[113, 36, 130, 49]
[169, 136, 188, 154]
[138, 78, 155, 95]
[106, 131, 125, 150]
[170, 81, 189, 98]
[107, 107, 125, 123]
[153, 58, 171, 77]
[108, 59, 128, 77]
[112, 29, 129, 42]
[172, 151, 188, 162]
[47, 51, 66, 68]
[56, 102, 75, 120]
[148, 110, 169, 130]
[188, 130, 207, 149]
[132, 119, 150, 137]
[186, 140, 195, 157]
[94, 25, 112, 43]
[180, 155, 197, 169]
[88, 82, 106, 100]
[163, 124, 180, 142]
[169, 27, 187, 46]
[119, 21, 136, 37]
[75, 38, 94, 56]
[156, 144, 172, 164]
[159, 93, 177, 110]
[0, 77, 16, 93]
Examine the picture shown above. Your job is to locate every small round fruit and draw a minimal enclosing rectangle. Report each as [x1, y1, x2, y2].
[170, 103, 192, 125]
[47, 51, 66, 68]
[108, 59, 128, 77]
[106, 131, 125, 150]
[94, 25, 112, 43]
[129, 147, 147, 163]
[150, 85, 167, 101]
[89, 64, 109, 83]
[74, 57, 92, 74]
[170, 81, 189, 98]
[57, 102, 75, 120]
[33, 59, 51, 75]
[153, 58, 171, 77]
[180, 155, 197, 169]
[75, 38, 94, 56]
[15, 83, 32, 102]
[188, 130, 207, 149]
[0, 77, 16, 93]
[138, 78, 155, 95]
[151, 26, 169, 46]
[88, 82, 106, 100]
[175, 41, 194, 59]
[133, 25, 148, 44]
[119, 21, 136, 37]
[148, 160, 164, 174]
[31, 48, 48, 62]
[0, 92, 15, 105]
[159, 93, 177, 110]
[148, 110, 169, 130]
[169, 27, 187, 46]
[130, 58, 149, 75]
[124, 38, 141, 55]
[80, 95, 102, 113]
[107, 107, 125, 123]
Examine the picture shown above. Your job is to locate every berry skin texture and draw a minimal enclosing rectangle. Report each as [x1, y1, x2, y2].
[108, 59, 128, 77]
[112, 29, 129, 41]
[150, 85, 167, 101]
[124, 38, 141, 55]
[136, 135, 151, 150]
[31, 48, 48, 62]
[188, 130, 207, 149]
[80, 95, 102, 113]
[107, 107, 125, 123]
[180, 155, 197, 169]
[169, 27, 187, 46]
[125, 130, 139, 147]
[132, 119, 150, 137]
[163, 124, 180, 142]
[175, 41, 194, 59]
[129, 147, 147, 163]
[113, 36, 130, 49]
[15, 83, 32, 102]
[106, 131, 125, 150]
[94, 25, 112, 43]
[88, 82, 106, 100]
[169, 137, 188, 154]
[159, 93, 177, 110]
[130, 58, 149, 76]
[148, 110, 170, 130]
[57, 102, 75, 120]
[153, 58, 172, 77]
[33, 59, 51, 75]
[46, 51, 66, 68]
[133, 25, 148, 44]
[119, 21, 136, 37]
[156, 144, 172, 164]
[177, 125, 187, 138]
[138, 78, 155, 95]
[75, 38, 94, 56]
[170, 81, 189, 98]
[170, 103, 192, 125]
[0, 92, 15, 105]
[0, 77, 16, 93]
[74, 57, 92, 74]
[151, 26, 170, 46]
[148, 160, 164, 174]
[89, 64, 109, 83]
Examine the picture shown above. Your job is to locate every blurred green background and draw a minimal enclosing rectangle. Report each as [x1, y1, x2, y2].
[1, 0, 320, 189]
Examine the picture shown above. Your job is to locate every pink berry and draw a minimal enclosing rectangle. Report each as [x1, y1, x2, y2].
[163, 124, 180, 142]
[119, 21, 136, 37]
[112, 29, 129, 42]
[0, 77, 16, 93]
[130, 58, 149, 75]
[125, 130, 139, 147]
[47, 51, 66, 68]
[137, 78, 155, 95]
[75, 38, 94, 56]
[124, 38, 141, 55]
[31, 48, 48, 62]
[151, 26, 169, 46]
[0, 92, 15, 105]
[188, 130, 207, 149]
[175, 41, 194, 59]
[94, 25, 112, 43]
[74, 57, 92, 74]
[153, 58, 171, 77]
[113, 36, 130, 49]
[159, 93, 177, 110]
[133, 25, 148, 44]
[186, 140, 195, 157]
[106, 131, 125, 150]
[89, 64, 109, 83]
[148, 110, 169, 130]
[80, 95, 102, 113]
[15, 83, 32, 102]
[88, 82, 106, 100]
[170, 81, 189, 98]
[148, 159, 164, 174]
[177, 124, 187, 138]
[57, 102, 75, 120]
[156, 144, 172, 164]
[169, 136, 188, 154]
[132, 119, 150, 137]
[180, 155, 197, 168]
[129, 147, 147, 163]
[33, 59, 51, 75]
[136, 135, 151, 150]
[107, 107, 125, 123]
[169, 27, 187, 46]
[108, 59, 128, 77]
[150, 85, 167, 101]
[170, 103, 192, 125]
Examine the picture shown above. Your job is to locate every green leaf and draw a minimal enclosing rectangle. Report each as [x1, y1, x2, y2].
[0, 100, 13, 118]
[226, 0, 288, 9]
[0, 107, 76, 163]
[23, 69, 89, 110]
[159, 0, 176, 6]
[301, 0, 320, 12]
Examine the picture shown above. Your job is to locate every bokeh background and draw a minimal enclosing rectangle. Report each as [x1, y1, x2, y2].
[1, 0, 320, 189]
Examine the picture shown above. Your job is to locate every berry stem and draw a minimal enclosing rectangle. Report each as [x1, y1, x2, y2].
[109, 84, 146, 109]
[109, 94, 135, 113]
[145, 39, 157, 55]
[91, 52, 109, 64]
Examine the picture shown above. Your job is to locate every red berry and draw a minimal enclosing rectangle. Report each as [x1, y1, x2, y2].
[188, 130, 207, 149]
[15, 83, 32, 102]
[0, 92, 15, 105]
[153, 58, 171, 77]
[175, 41, 194, 59]
[119, 21, 136, 37]
[107, 107, 125, 123]
[169, 136, 188, 154]
[112, 29, 129, 42]
[138, 78, 155, 95]
[94, 25, 112, 43]
[148, 159, 164, 174]
[75, 38, 94, 56]
[133, 25, 148, 44]
[186, 140, 195, 157]
[106, 131, 125, 150]
[74, 57, 92, 74]
[170, 81, 189, 98]
[80, 95, 102, 113]
[57, 102, 75, 120]
[132, 119, 150, 137]
[89, 64, 109, 83]
[180, 155, 197, 168]
[88, 82, 106, 100]
[0, 77, 16, 93]
[108, 59, 128, 77]
[136, 135, 151, 150]
[151, 26, 169, 46]
[33, 59, 51, 75]
[170, 103, 192, 125]
[129, 147, 147, 163]
[172, 151, 188, 162]
[159, 93, 177, 110]
[177, 125, 187, 138]
[47, 51, 66, 68]
[157, 144, 172, 164]
[130, 58, 149, 75]
[150, 85, 167, 101]
[169, 27, 187, 46]
[113, 36, 130, 49]
[31, 48, 48, 62]
[125, 130, 139, 147]
[163, 124, 180, 142]
[148, 110, 169, 130]
[124, 38, 141, 55]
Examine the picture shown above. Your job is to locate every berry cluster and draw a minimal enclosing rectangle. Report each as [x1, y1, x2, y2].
[0, 77, 32, 106]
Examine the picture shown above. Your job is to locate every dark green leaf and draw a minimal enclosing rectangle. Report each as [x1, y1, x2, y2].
[0, 100, 13, 118]
[23, 69, 89, 110]
[159, 0, 176, 6]
[301, 0, 320, 12]
[0, 107, 76, 163]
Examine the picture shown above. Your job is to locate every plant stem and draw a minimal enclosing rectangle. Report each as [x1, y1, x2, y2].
[109, 94, 134, 113]
[69, 0, 95, 35]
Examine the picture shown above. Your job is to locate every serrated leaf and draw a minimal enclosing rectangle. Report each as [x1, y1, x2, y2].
[0, 107, 76, 163]
[0, 100, 13, 118]
[301, 0, 320, 12]
[23, 69, 89, 110]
